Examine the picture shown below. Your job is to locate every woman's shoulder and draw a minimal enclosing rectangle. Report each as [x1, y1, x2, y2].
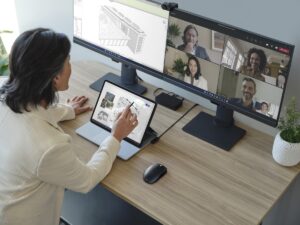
[239, 65, 247, 72]
[1, 105, 70, 144]
[183, 73, 190, 82]
[199, 75, 207, 83]
[195, 76, 208, 90]
[0, 105, 71, 170]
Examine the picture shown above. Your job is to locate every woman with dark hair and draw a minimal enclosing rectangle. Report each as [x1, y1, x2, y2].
[0, 28, 137, 225]
[239, 47, 267, 82]
[177, 24, 210, 61]
[184, 55, 208, 90]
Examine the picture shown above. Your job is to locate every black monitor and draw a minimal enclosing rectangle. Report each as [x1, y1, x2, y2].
[73, 1, 294, 150]
[73, 0, 169, 94]
[161, 7, 294, 150]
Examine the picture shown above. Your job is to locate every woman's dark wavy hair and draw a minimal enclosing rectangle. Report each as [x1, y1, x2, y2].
[185, 55, 201, 80]
[0, 28, 71, 113]
[246, 47, 267, 72]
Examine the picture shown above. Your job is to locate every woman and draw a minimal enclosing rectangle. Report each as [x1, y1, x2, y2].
[0, 28, 137, 225]
[177, 24, 210, 61]
[239, 47, 267, 82]
[184, 55, 208, 91]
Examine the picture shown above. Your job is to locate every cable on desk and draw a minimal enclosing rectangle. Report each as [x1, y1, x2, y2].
[151, 103, 198, 144]
[137, 75, 143, 82]
[153, 87, 164, 97]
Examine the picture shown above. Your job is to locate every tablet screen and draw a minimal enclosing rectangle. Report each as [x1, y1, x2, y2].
[91, 81, 156, 146]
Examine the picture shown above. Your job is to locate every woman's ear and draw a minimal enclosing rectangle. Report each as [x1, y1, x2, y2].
[52, 74, 60, 89]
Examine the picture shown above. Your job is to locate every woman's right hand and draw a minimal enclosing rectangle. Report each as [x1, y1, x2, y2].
[111, 104, 138, 142]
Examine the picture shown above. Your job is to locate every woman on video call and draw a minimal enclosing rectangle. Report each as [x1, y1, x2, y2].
[184, 55, 208, 90]
[239, 47, 267, 82]
[0, 28, 138, 225]
[177, 24, 210, 61]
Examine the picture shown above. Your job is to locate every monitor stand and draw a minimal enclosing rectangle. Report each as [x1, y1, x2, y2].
[90, 63, 147, 95]
[182, 104, 246, 151]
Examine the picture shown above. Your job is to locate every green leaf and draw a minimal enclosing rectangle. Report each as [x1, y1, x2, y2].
[278, 97, 300, 142]
[172, 58, 186, 75]
[167, 23, 181, 44]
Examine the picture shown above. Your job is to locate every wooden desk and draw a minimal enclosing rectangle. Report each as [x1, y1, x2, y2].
[60, 61, 300, 225]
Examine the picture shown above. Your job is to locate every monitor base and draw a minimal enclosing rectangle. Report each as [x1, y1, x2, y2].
[182, 112, 246, 151]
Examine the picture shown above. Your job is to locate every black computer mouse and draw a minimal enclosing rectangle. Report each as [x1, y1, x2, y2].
[143, 163, 167, 184]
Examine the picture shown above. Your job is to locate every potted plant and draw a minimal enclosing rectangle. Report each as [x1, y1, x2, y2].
[0, 30, 12, 76]
[272, 97, 300, 166]
[0, 55, 9, 76]
[167, 23, 181, 48]
[172, 58, 185, 74]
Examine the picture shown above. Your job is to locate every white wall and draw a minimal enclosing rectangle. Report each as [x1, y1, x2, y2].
[14, 0, 300, 136]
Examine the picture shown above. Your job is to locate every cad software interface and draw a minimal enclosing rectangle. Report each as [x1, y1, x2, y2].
[92, 82, 156, 145]
[74, 0, 169, 72]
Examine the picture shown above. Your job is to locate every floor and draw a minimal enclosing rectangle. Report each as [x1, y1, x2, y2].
[61, 185, 162, 225]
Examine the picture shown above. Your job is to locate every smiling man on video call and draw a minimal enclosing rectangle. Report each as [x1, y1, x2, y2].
[230, 77, 261, 110]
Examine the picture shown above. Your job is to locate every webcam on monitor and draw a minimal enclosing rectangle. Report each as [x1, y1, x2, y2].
[161, 2, 178, 11]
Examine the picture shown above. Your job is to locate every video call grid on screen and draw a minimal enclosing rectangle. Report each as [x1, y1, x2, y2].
[91, 81, 156, 145]
[164, 10, 293, 121]
[74, 0, 169, 73]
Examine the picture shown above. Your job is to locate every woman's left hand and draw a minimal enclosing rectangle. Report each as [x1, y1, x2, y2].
[67, 96, 92, 115]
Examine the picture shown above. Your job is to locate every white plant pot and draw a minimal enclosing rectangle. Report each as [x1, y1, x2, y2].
[272, 132, 300, 166]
